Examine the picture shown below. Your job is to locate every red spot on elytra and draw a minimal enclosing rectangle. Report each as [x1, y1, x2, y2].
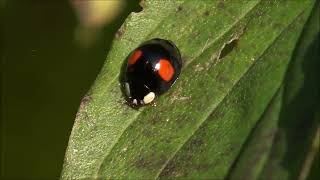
[128, 50, 142, 65]
[158, 59, 174, 82]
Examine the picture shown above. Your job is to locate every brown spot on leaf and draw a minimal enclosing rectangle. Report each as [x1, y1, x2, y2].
[134, 154, 167, 171]
[139, 0, 146, 9]
[135, 158, 150, 169]
[190, 139, 204, 147]
[215, 26, 246, 64]
[75, 110, 91, 122]
[187, 138, 205, 153]
[161, 162, 186, 178]
[80, 92, 92, 107]
[218, 39, 239, 59]
[177, 5, 183, 12]
[116, 28, 124, 38]
[204, 10, 210, 16]
[160, 163, 176, 177]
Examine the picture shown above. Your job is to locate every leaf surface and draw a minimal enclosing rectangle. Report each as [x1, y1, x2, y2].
[61, 1, 316, 179]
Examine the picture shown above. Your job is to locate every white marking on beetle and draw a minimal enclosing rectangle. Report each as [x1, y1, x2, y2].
[133, 99, 138, 105]
[143, 92, 155, 104]
[155, 63, 161, 70]
[125, 82, 131, 97]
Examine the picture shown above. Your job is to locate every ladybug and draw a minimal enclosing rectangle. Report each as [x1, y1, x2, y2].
[123, 38, 182, 106]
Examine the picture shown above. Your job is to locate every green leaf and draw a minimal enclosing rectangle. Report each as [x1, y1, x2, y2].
[227, 2, 320, 180]
[61, 0, 317, 179]
[227, 87, 284, 180]
[257, 2, 320, 180]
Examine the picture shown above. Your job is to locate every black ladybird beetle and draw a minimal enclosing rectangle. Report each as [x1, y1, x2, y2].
[124, 38, 182, 106]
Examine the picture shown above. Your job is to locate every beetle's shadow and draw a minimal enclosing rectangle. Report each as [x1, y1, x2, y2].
[118, 54, 141, 110]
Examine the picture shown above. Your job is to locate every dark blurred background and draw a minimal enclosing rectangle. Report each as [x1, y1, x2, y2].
[1, 1, 140, 179]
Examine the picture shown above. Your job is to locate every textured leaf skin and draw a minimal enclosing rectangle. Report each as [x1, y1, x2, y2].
[61, 0, 317, 179]
[258, 2, 320, 180]
[227, 87, 284, 180]
[227, 2, 319, 180]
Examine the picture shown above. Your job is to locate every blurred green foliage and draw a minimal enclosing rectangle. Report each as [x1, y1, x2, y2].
[1, 1, 140, 179]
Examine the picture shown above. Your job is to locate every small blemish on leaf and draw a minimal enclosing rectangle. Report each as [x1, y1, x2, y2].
[161, 162, 185, 178]
[194, 64, 205, 72]
[139, 0, 146, 9]
[189, 139, 204, 150]
[160, 163, 176, 177]
[204, 10, 210, 16]
[80, 92, 92, 107]
[116, 29, 124, 38]
[169, 88, 187, 104]
[134, 154, 167, 170]
[76, 110, 91, 123]
[218, 39, 239, 59]
[177, 5, 183, 12]
[135, 158, 150, 169]
[217, 27, 246, 60]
